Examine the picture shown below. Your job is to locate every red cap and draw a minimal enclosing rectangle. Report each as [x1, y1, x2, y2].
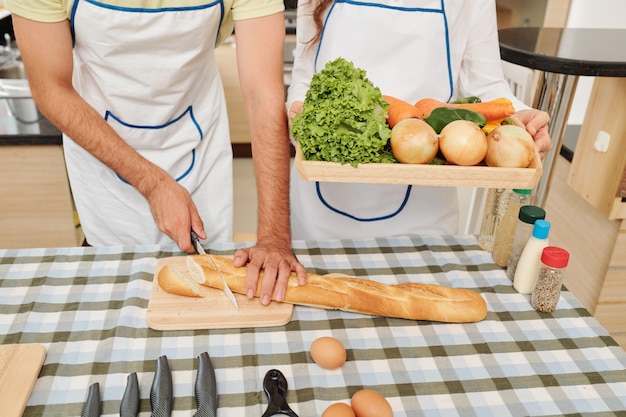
[541, 246, 570, 268]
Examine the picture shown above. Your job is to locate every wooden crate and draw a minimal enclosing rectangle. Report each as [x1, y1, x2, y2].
[295, 146, 542, 189]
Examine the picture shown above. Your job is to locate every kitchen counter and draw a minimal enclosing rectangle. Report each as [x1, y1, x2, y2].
[1, 234, 625, 416]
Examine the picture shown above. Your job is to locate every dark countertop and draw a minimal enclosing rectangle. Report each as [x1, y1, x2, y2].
[0, 98, 62, 145]
[499, 27, 626, 77]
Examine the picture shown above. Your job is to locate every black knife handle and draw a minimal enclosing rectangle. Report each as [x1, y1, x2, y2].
[120, 372, 140, 417]
[261, 369, 299, 417]
[150, 355, 173, 417]
[193, 352, 218, 417]
[81, 382, 101, 417]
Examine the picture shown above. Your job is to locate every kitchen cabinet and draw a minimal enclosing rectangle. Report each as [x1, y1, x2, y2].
[496, 0, 571, 29]
[567, 76, 626, 346]
[216, 37, 251, 149]
[0, 145, 78, 248]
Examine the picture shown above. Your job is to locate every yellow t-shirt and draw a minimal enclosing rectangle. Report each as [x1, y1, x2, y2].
[6, 0, 284, 45]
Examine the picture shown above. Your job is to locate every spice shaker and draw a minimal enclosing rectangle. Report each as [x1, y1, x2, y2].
[505, 205, 546, 279]
[532, 246, 570, 313]
[513, 219, 551, 294]
[478, 188, 511, 253]
[492, 189, 532, 267]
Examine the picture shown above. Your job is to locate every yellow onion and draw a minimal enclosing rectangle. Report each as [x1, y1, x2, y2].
[485, 124, 536, 168]
[439, 120, 488, 166]
[390, 118, 439, 164]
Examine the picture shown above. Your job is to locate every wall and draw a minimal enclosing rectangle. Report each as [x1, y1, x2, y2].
[566, 0, 626, 126]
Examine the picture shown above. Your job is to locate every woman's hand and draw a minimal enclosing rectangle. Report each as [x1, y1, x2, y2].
[288, 101, 304, 127]
[512, 109, 552, 159]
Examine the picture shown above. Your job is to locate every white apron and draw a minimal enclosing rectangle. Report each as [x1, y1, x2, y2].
[290, 0, 459, 240]
[66, 0, 233, 246]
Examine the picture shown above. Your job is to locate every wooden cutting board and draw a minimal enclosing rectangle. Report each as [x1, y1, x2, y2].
[0, 343, 46, 417]
[147, 256, 294, 330]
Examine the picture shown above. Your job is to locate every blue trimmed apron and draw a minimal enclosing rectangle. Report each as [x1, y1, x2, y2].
[290, 0, 459, 240]
[65, 0, 233, 246]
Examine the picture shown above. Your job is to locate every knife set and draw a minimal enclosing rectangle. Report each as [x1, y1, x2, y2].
[81, 356, 299, 417]
[81, 352, 217, 417]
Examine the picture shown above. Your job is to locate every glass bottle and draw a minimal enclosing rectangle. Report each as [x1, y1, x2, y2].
[531, 246, 570, 313]
[492, 189, 532, 266]
[505, 205, 546, 279]
[478, 188, 511, 253]
[513, 219, 551, 294]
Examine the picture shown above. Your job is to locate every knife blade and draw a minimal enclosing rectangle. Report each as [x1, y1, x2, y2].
[192, 352, 217, 417]
[190, 231, 239, 310]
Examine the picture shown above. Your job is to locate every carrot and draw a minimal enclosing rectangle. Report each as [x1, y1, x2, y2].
[383, 95, 424, 128]
[414, 97, 515, 121]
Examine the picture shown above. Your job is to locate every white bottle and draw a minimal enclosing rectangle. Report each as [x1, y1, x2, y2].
[513, 219, 551, 294]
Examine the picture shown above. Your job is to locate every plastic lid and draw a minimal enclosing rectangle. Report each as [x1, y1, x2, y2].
[512, 189, 532, 194]
[531, 219, 550, 239]
[541, 246, 570, 268]
[519, 205, 547, 224]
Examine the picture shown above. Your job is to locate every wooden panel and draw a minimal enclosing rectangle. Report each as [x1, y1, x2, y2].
[595, 269, 626, 305]
[608, 218, 626, 274]
[567, 77, 626, 220]
[216, 37, 251, 144]
[543, 0, 571, 27]
[594, 304, 626, 334]
[0, 145, 77, 249]
[545, 157, 620, 313]
[594, 219, 626, 335]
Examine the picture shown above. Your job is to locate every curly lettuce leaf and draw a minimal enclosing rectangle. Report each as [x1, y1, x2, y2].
[291, 57, 395, 167]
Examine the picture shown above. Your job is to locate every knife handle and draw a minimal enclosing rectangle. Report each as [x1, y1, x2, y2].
[150, 355, 173, 417]
[193, 352, 218, 417]
[81, 382, 102, 417]
[120, 372, 140, 417]
[261, 369, 299, 417]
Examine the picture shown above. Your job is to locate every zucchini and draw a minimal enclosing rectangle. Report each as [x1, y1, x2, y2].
[425, 107, 487, 133]
[452, 96, 482, 104]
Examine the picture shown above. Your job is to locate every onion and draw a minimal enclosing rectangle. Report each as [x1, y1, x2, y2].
[390, 118, 439, 164]
[485, 124, 535, 168]
[438, 120, 488, 166]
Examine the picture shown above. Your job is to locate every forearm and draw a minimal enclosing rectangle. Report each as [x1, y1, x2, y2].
[13, 16, 170, 199]
[250, 99, 292, 243]
[235, 14, 293, 245]
[37, 87, 171, 198]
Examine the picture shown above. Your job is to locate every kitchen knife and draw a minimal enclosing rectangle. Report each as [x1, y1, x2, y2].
[120, 372, 140, 417]
[150, 356, 173, 417]
[192, 352, 218, 417]
[81, 382, 102, 417]
[261, 369, 299, 417]
[190, 231, 239, 310]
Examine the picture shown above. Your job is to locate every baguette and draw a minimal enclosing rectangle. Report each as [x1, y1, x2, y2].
[186, 255, 487, 323]
[158, 264, 204, 298]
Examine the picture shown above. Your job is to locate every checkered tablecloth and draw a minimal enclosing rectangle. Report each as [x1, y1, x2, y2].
[1, 234, 625, 416]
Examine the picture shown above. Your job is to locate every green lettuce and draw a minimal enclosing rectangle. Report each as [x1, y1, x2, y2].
[291, 57, 395, 167]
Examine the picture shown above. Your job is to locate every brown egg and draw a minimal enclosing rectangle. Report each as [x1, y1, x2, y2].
[351, 389, 392, 417]
[321, 402, 356, 417]
[310, 337, 347, 370]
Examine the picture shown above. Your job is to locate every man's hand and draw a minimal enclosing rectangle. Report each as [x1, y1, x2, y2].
[233, 237, 307, 306]
[141, 171, 205, 253]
